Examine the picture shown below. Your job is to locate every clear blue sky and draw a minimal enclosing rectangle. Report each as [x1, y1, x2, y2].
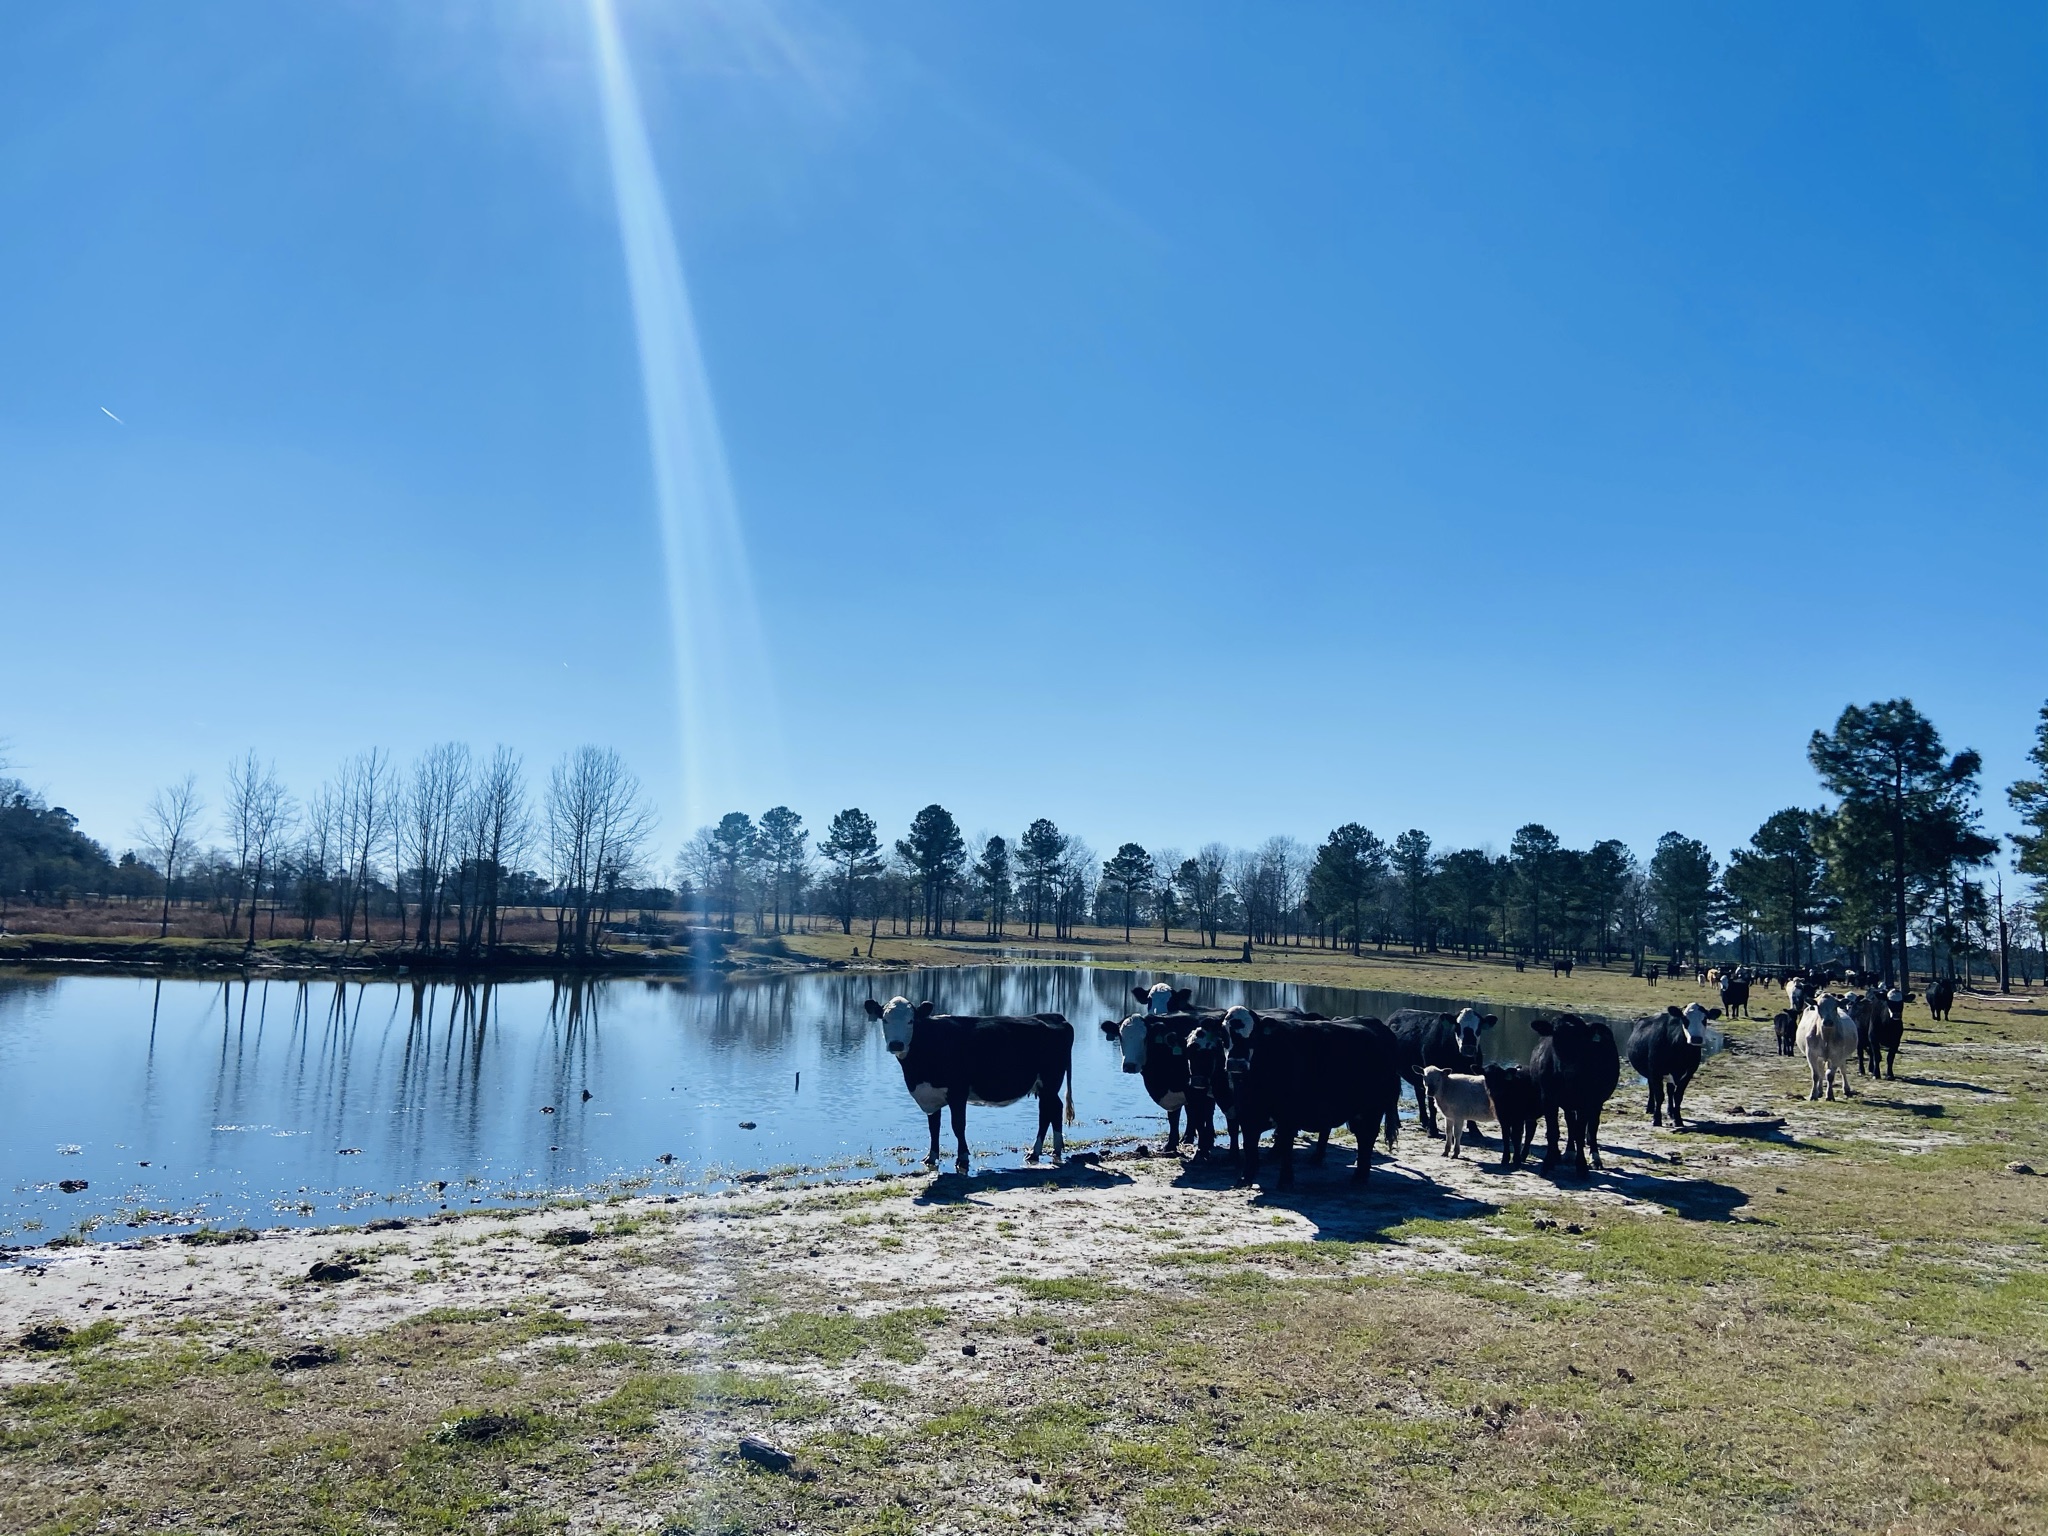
[2, 1, 2041, 873]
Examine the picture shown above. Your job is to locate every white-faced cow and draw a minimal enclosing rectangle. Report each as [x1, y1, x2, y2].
[1625, 1002, 1720, 1129]
[1795, 993, 1858, 1101]
[1222, 1009, 1403, 1188]
[1528, 1013, 1622, 1175]
[1116, 1011, 1199, 1152]
[863, 997, 1075, 1171]
[1384, 1007, 1495, 1137]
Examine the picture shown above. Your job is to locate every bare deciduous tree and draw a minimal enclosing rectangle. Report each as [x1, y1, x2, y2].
[334, 750, 391, 945]
[400, 743, 470, 951]
[545, 746, 654, 958]
[139, 773, 203, 939]
[222, 752, 294, 945]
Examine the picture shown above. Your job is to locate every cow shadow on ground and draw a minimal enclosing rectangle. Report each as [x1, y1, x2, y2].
[1639, 1115, 1837, 1151]
[1895, 1075, 1997, 1095]
[1855, 1096, 1947, 1118]
[1586, 1166, 1750, 1222]
[914, 1160, 1134, 1207]
[1164, 1145, 1500, 1241]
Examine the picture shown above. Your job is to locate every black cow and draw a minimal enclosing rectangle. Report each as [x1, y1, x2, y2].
[1111, 993, 1327, 1159]
[1528, 1013, 1621, 1174]
[1926, 977, 1956, 1022]
[1625, 1001, 1719, 1129]
[1552, 957, 1574, 978]
[1384, 1007, 1493, 1136]
[1718, 975, 1751, 1019]
[1224, 1011, 1404, 1188]
[1865, 987, 1912, 1078]
[1772, 1009, 1799, 1056]
[1482, 1063, 1540, 1170]
[863, 997, 1075, 1172]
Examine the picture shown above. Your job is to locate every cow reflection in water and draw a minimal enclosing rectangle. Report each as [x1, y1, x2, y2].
[864, 996, 1076, 1172]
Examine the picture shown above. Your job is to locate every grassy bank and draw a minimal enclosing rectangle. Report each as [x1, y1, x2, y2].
[2, 979, 2044, 1533]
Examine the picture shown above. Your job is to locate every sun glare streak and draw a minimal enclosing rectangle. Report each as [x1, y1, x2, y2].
[588, 0, 779, 832]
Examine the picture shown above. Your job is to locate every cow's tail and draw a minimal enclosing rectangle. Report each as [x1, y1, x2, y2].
[1064, 1070, 1077, 1126]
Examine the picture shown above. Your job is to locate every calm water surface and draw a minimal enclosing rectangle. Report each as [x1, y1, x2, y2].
[0, 966, 1633, 1251]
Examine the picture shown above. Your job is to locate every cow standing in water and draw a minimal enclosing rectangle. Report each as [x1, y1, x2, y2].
[864, 997, 1075, 1172]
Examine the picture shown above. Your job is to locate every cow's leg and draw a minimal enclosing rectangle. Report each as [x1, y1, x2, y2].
[1409, 1069, 1438, 1137]
[1669, 1071, 1691, 1130]
[1349, 1119, 1373, 1182]
[1311, 1128, 1330, 1164]
[925, 1110, 943, 1166]
[1587, 1106, 1605, 1171]
[1570, 1108, 1589, 1176]
[1166, 1104, 1183, 1152]
[1274, 1121, 1297, 1188]
[1027, 1090, 1049, 1164]
[1540, 1107, 1562, 1171]
[1806, 1049, 1824, 1101]
[1839, 1059, 1853, 1099]
[1236, 1127, 1258, 1187]
[950, 1095, 970, 1173]
[1647, 1078, 1662, 1126]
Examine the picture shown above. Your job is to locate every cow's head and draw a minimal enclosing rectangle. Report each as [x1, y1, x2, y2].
[1220, 1005, 1259, 1074]
[1453, 1007, 1497, 1062]
[1678, 1000, 1719, 1044]
[862, 995, 930, 1056]
[1117, 1015, 1150, 1072]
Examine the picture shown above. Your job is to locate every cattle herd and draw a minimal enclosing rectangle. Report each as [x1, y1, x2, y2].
[862, 969, 1967, 1185]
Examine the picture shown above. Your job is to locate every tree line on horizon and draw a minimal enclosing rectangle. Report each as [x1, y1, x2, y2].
[2, 698, 2045, 985]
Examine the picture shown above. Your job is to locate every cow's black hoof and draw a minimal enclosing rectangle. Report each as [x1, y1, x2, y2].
[1024, 1153, 1040, 1165]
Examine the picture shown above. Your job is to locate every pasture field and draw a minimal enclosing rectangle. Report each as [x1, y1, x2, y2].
[2, 983, 2043, 1535]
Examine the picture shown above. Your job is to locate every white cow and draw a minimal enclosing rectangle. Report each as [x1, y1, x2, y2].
[1795, 993, 1858, 1101]
[1422, 1066, 1496, 1158]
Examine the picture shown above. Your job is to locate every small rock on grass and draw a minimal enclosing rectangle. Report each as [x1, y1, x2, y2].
[307, 1260, 360, 1283]
[440, 1412, 525, 1445]
[738, 1436, 795, 1474]
[2007, 1161, 2036, 1176]
[540, 1228, 593, 1247]
[271, 1343, 339, 1372]
[20, 1321, 73, 1351]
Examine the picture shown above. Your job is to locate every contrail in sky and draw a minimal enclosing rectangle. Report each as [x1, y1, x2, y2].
[587, 0, 780, 832]
[100, 407, 123, 424]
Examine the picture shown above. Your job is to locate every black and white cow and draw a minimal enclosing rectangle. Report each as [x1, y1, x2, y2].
[1222, 1009, 1404, 1188]
[1528, 1013, 1622, 1175]
[1172, 1003, 1333, 1161]
[1117, 1011, 1201, 1151]
[1481, 1063, 1540, 1170]
[1926, 977, 1956, 1022]
[1625, 1001, 1719, 1129]
[863, 997, 1075, 1172]
[1384, 1007, 1494, 1137]
[1718, 974, 1751, 1019]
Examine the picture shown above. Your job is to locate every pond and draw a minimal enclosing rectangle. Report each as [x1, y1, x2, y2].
[0, 965, 1644, 1252]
